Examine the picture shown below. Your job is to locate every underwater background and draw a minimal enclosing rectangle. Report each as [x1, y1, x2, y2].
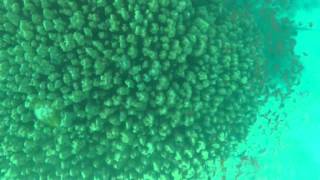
[216, 1, 320, 179]
[0, 0, 319, 179]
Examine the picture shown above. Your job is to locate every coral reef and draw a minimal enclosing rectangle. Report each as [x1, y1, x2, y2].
[0, 0, 299, 179]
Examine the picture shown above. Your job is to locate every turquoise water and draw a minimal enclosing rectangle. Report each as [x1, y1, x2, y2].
[0, 0, 319, 179]
[216, 2, 320, 180]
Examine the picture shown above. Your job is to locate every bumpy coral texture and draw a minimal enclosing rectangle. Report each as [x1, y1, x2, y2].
[0, 0, 265, 179]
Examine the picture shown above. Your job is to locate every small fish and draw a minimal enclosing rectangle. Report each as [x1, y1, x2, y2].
[296, 21, 320, 31]
[309, 22, 314, 28]
[240, 156, 260, 170]
[298, 91, 309, 97]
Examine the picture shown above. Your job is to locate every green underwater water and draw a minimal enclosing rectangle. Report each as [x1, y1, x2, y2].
[0, 0, 318, 179]
[217, 1, 320, 179]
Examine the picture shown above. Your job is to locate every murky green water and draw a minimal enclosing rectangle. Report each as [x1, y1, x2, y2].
[0, 0, 318, 179]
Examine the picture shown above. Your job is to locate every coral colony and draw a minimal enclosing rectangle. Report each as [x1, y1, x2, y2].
[0, 0, 301, 179]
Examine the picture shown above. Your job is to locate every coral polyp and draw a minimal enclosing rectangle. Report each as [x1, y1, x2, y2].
[33, 101, 60, 127]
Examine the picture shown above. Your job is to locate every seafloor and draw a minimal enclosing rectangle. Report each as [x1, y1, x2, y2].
[217, 5, 320, 180]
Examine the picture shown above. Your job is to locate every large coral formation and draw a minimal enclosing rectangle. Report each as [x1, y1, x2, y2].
[0, 0, 291, 179]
